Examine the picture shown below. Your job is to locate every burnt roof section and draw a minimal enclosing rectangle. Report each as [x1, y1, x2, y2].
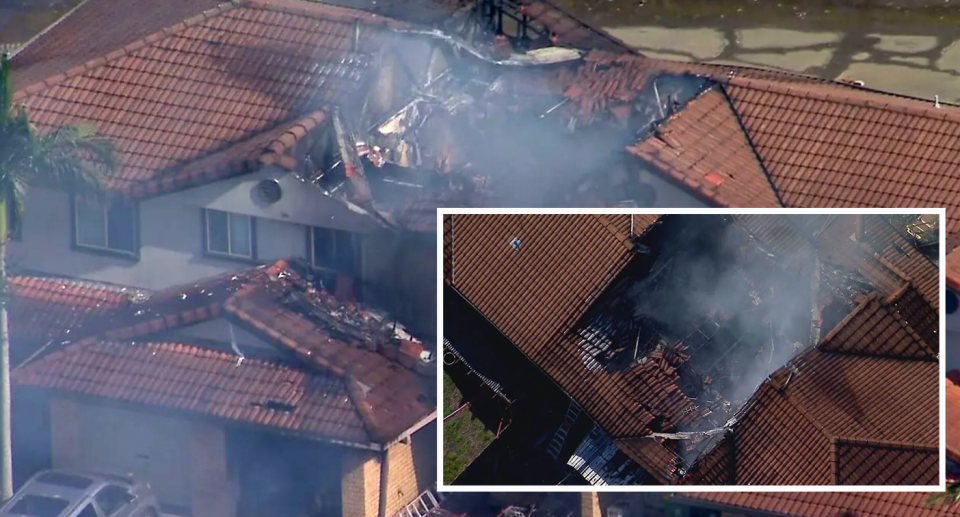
[449, 214, 939, 485]
[18, 260, 435, 444]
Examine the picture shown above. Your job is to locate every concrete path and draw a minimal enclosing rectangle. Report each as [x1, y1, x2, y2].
[605, 26, 960, 103]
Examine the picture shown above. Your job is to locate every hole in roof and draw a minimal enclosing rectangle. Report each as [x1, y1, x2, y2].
[948, 290, 958, 315]
[250, 401, 296, 412]
[509, 237, 522, 250]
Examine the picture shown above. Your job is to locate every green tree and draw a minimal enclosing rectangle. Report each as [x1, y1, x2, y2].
[926, 481, 960, 510]
[0, 52, 114, 499]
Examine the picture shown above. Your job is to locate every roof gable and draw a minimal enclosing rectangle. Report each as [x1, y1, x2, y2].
[626, 88, 781, 208]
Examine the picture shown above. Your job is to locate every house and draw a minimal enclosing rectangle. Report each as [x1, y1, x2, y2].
[4, 0, 460, 515]
[9, 260, 437, 517]
[443, 213, 939, 485]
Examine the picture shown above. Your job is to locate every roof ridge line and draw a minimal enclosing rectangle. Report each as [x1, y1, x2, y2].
[833, 435, 938, 451]
[8, 0, 93, 61]
[724, 74, 960, 125]
[592, 214, 635, 252]
[857, 241, 912, 285]
[13, 2, 237, 101]
[819, 291, 879, 345]
[715, 82, 787, 207]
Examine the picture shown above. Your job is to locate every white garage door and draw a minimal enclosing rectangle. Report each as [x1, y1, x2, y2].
[55, 403, 192, 510]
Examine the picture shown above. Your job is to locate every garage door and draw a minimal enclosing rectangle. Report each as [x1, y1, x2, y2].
[55, 403, 192, 511]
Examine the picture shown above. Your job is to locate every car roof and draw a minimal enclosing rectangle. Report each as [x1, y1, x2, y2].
[1, 470, 138, 517]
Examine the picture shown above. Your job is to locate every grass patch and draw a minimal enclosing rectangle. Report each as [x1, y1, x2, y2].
[443, 372, 496, 484]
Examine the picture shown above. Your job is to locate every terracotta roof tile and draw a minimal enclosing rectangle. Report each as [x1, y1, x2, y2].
[949, 248, 960, 291]
[720, 76, 960, 224]
[446, 214, 641, 359]
[626, 89, 780, 208]
[446, 214, 687, 480]
[5, 276, 133, 344]
[24, 260, 433, 443]
[10, 0, 223, 91]
[679, 493, 958, 517]
[14, 340, 370, 444]
[948, 372, 960, 462]
[14, 0, 398, 198]
[684, 347, 938, 485]
[818, 289, 936, 360]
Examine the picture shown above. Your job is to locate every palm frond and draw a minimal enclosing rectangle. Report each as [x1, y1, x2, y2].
[31, 124, 113, 198]
[1, 52, 11, 124]
[924, 481, 960, 508]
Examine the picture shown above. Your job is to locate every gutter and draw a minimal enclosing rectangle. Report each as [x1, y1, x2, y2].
[379, 448, 390, 517]
[385, 410, 438, 448]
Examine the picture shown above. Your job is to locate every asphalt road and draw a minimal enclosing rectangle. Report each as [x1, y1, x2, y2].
[604, 25, 960, 103]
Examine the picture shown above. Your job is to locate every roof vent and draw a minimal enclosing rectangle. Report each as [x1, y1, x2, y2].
[509, 237, 522, 250]
[255, 178, 283, 204]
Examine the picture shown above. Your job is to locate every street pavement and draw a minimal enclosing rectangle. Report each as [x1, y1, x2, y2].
[603, 25, 960, 103]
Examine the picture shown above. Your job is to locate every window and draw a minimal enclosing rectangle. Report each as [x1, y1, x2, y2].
[73, 196, 137, 255]
[36, 472, 93, 489]
[6, 200, 20, 241]
[75, 504, 98, 517]
[204, 209, 254, 259]
[95, 486, 135, 516]
[8, 496, 70, 517]
[310, 226, 357, 275]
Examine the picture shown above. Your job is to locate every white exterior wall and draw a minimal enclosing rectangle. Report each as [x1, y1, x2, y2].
[8, 169, 381, 290]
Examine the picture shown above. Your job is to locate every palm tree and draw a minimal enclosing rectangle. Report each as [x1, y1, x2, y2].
[925, 481, 960, 509]
[0, 52, 114, 500]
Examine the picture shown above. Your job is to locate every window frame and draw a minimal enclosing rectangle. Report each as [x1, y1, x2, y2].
[70, 195, 140, 259]
[201, 208, 257, 262]
[308, 226, 359, 276]
[94, 485, 136, 517]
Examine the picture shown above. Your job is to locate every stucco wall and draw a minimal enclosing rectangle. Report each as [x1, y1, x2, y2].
[9, 169, 381, 290]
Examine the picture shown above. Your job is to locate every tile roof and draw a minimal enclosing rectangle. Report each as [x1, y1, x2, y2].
[627, 73, 960, 260]
[818, 289, 936, 360]
[677, 493, 959, 517]
[503, 51, 863, 123]
[448, 214, 938, 484]
[13, 0, 403, 198]
[445, 214, 687, 480]
[949, 247, 960, 291]
[720, 77, 960, 218]
[445, 214, 648, 359]
[14, 340, 370, 444]
[18, 260, 434, 444]
[5, 275, 135, 344]
[947, 371, 960, 462]
[625, 89, 780, 208]
[684, 348, 939, 485]
[9, 0, 222, 91]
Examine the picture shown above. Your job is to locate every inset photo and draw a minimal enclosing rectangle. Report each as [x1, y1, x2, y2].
[439, 211, 944, 489]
